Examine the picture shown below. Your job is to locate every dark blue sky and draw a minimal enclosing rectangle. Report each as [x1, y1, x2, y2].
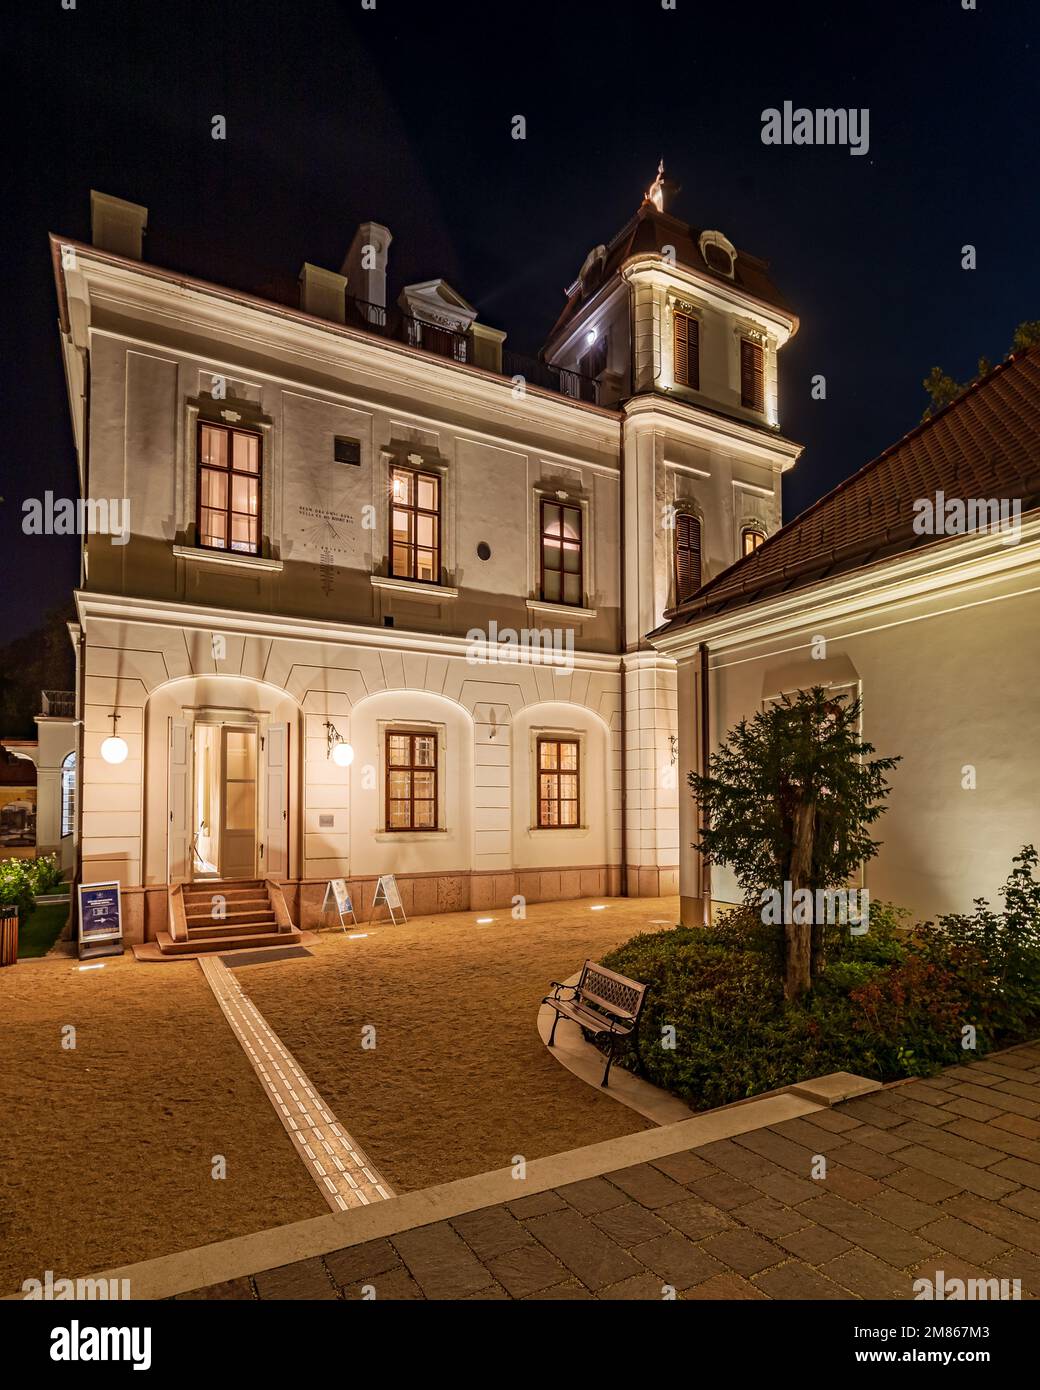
[5, 0, 1037, 642]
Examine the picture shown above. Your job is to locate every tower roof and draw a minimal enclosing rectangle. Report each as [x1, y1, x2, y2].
[542, 189, 795, 356]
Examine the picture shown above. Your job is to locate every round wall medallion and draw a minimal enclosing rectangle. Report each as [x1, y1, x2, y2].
[477, 541, 491, 560]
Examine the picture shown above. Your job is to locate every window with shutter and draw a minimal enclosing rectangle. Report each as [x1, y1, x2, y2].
[673, 311, 700, 389]
[674, 512, 702, 603]
[740, 339, 765, 411]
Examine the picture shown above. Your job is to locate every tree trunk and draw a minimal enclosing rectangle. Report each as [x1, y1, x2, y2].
[785, 798, 815, 1000]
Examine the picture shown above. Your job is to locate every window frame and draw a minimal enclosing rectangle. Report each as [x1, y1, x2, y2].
[539, 497, 584, 607]
[673, 310, 701, 390]
[195, 419, 263, 556]
[536, 736, 581, 830]
[60, 751, 76, 839]
[674, 511, 703, 604]
[741, 526, 766, 556]
[388, 463, 442, 585]
[384, 727, 439, 832]
[740, 338, 765, 412]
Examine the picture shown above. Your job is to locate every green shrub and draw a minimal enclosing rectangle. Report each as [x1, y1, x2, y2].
[0, 854, 65, 921]
[599, 848, 1040, 1111]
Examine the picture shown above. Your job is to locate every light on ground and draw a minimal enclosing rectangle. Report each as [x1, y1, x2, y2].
[476, 917, 493, 924]
[100, 736, 129, 764]
[590, 904, 606, 911]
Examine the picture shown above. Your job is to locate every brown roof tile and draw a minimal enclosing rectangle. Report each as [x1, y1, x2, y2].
[652, 346, 1040, 633]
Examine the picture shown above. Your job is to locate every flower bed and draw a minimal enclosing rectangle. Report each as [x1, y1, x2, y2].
[600, 847, 1040, 1111]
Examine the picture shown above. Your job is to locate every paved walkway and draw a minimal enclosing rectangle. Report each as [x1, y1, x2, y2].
[178, 1042, 1040, 1299]
[198, 956, 393, 1212]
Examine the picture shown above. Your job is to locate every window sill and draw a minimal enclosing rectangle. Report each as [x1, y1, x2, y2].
[373, 829, 449, 842]
[173, 545, 283, 573]
[371, 575, 459, 601]
[525, 599, 597, 621]
[526, 825, 591, 838]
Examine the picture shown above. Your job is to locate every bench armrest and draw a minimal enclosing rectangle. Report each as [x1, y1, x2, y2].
[546, 981, 578, 1002]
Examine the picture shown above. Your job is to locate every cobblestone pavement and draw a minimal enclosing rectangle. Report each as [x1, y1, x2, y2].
[199, 956, 393, 1212]
[180, 1043, 1040, 1300]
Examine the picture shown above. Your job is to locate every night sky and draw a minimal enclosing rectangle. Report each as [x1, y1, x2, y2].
[5, 0, 1037, 644]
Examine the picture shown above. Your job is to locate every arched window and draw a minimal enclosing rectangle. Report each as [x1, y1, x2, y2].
[61, 752, 76, 838]
[674, 513, 703, 603]
[741, 526, 766, 556]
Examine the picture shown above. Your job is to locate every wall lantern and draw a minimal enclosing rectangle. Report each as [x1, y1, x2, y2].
[100, 712, 129, 765]
[324, 720, 354, 767]
[585, 327, 597, 344]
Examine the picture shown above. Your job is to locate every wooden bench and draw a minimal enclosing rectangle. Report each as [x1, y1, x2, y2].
[543, 959, 648, 1088]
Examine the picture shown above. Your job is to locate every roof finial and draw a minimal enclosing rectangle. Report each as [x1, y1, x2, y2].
[644, 159, 678, 213]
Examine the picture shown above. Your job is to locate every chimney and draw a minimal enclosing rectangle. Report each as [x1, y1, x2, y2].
[341, 221, 392, 311]
[298, 263, 347, 322]
[90, 191, 148, 259]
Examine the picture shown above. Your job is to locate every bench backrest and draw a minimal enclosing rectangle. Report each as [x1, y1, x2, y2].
[576, 959, 647, 1024]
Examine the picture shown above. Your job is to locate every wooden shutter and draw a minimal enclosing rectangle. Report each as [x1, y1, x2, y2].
[673, 312, 699, 389]
[740, 339, 765, 411]
[674, 513, 702, 603]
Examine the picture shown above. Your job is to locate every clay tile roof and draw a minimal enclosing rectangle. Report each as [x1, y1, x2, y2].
[543, 202, 794, 352]
[652, 345, 1040, 634]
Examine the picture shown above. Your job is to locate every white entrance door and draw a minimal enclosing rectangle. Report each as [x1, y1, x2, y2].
[264, 722, 289, 877]
[220, 726, 257, 879]
[168, 719, 192, 884]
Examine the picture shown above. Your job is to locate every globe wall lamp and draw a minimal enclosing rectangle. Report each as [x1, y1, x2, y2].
[100, 712, 129, 765]
[324, 720, 354, 767]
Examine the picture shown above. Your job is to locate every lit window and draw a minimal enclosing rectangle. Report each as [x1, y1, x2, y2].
[540, 499, 583, 606]
[537, 738, 580, 828]
[674, 513, 702, 603]
[386, 729, 438, 831]
[197, 421, 261, 554]
[390, 465, 441, 583]
[61, 752, 76, 838]
[742, 527, 766, 556]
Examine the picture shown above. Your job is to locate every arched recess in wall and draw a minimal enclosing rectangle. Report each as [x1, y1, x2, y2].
[347, 687, 475, 879]
[143, 673, 302, 886]
[511, 701, 613, 873]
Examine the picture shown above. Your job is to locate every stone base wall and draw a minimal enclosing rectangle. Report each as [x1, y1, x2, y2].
[110, 864, 682, 943]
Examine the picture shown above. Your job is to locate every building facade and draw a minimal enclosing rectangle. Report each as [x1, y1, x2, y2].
[52, 174, 800, 944]
[651, 349, 1040, 925]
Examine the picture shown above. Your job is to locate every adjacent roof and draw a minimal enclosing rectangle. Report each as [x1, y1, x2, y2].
[544, 201, 796, 352]
[652, 346, 1040, 634]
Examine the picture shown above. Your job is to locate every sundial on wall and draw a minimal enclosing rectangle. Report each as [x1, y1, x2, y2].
[296, 463, 360, 596]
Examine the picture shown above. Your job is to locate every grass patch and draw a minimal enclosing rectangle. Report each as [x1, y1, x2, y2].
[19, 901, 70, 958]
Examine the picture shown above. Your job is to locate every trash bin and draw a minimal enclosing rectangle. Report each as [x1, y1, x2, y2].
[0, 905, 18, 967]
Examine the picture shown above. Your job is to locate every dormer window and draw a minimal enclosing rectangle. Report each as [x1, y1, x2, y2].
[698, 230, 737, 280]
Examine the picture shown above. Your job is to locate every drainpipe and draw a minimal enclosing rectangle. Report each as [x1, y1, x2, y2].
[699, 641, 711, 927]
[618, 418, 628, 897]
[72, 622, 86, 948]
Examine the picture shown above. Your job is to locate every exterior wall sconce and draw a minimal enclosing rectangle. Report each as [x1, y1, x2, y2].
[668, 734, 678, 766]
[100, 712, 129, 765]
[324, 720, 354, 767]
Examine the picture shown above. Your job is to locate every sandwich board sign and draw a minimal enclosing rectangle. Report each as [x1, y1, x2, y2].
[371, 873, 406, 925]
[322, 878, 358, 931]
[77, 881, 125, 960]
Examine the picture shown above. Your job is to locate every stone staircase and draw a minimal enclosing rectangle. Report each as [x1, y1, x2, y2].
[157, 878, 302, 956]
